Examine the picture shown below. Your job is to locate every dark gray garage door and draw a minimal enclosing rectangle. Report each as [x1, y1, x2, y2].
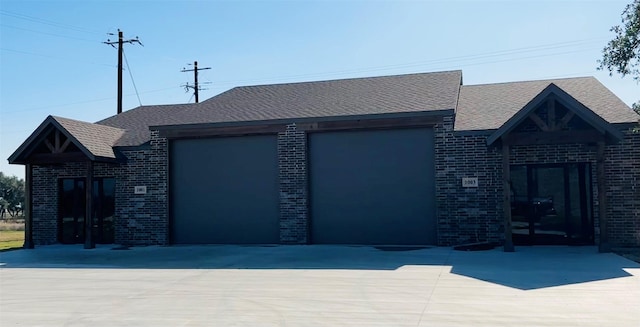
[309, 128, 436, 245]
[170, 135, 279, 244]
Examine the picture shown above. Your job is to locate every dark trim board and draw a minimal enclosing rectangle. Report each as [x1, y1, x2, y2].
[159, 124, 288, 139]
[503, 130, 606, 146]
[297, 116, 442, 132]
[154, 111, 449, 139]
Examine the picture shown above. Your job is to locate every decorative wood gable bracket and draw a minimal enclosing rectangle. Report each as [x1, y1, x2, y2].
[487, 83, 623, 147]
[527, 99, 576, 132]
[491, 83, 618, 253]
[43, 129, 72, 154]
[8, 116, 121, 165]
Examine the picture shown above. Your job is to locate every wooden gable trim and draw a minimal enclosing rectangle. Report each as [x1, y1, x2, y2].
[42, 130, 73, 154]
[8, 116, 99, 164]
[558, 111, 575, 129]
[547, 99, 556, 130]
[528, 112, 550, 132]
[503, 130, 605, 146]
[487, 84, 623, 146]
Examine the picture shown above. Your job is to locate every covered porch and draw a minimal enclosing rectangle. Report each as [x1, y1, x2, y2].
[488, 83, 625, 252]
[8, 116, 124, 249]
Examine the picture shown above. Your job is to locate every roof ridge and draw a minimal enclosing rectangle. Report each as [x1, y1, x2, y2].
[51, 115, 126, 131]
[462, 76, 595, 88]
[96, 103, 196, 124]
[232, 70, 463, 89]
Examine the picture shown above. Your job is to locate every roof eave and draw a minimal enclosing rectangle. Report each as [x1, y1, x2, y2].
[150, 109, 455, 131]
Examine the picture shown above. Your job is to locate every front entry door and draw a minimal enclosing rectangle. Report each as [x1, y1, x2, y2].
[59, 179, 85, 244]
[510, 164, 593, 245]
[59, 178, 115, 244]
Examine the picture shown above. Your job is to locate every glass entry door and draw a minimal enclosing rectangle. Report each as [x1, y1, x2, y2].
[59, 179, 85, 244]
[59, 178, 115, 244]
[510, 164, 593, 245]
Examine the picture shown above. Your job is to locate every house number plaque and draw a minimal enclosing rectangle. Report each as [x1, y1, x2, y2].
[462, 177, 478, 188]
[134, 186, 147, 194]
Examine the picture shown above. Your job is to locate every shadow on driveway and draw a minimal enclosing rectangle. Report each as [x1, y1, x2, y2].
[1, 244, 637, 290]
[449, 246, 639, 290]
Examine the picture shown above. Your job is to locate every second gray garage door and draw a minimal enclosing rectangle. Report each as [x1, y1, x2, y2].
[170, 135, 279, 244]
[309, 128, 436, 245]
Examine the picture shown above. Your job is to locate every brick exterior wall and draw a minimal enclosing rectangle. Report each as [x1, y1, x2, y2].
[27, 118, 639, 248]
[115, 131, 168, 245]
[605, 128, 640, 246]
[435, 123, 640, 247]
[29, 130, 168, 246]
[31, 161, 121, 245]
[277, 124, 308, 244]
[434, 116, 503, 246]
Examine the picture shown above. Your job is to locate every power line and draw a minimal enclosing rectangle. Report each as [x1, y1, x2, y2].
[1, 37, 611, 115]
[0, 9, 102, 35]
[0, 48, 114, 67]
[123, 49, 142, 107]
[0, 24, 98, 43]
[211, 41, 603, 87]
[428, 48, 600, 72]
[103, 29, 143, 114]
[1, 86, 178, 114]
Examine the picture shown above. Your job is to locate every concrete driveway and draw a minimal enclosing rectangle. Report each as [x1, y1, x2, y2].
[1, 245, 638, 326]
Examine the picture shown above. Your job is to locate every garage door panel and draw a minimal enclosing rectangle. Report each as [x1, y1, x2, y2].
[171, 135, 279, 244]
[310, 128, 435, 245]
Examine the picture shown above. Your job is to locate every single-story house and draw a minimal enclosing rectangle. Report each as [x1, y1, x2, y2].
[8, 70, 640, 251]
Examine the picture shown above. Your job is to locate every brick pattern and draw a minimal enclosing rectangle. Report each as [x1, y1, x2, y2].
[435, 116, 503, 246]
[277, 124, 308, 243]
[435, 125, 639, 247]
[31, 166, 58, 245]
[115, 131, 168, 245]
[604, 129, 640, 246]
[29, 130, 169, 246]
[31, 161, 121, 245]
[28, 118, 639, 248]
[509, 143, 599, 241]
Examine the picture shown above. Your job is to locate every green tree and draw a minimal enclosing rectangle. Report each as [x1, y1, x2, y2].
[598, 0, 640, 114]
[0, 172, 25, 217]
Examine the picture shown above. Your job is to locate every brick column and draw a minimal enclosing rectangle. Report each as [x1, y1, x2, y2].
[278, 123, 308, 243]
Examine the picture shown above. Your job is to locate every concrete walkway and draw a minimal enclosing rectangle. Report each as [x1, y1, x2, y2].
[1, 245, 638, 326]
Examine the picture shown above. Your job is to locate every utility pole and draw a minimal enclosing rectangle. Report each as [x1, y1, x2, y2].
[181, 61, 211, 103]
[104, 30, 142, 114]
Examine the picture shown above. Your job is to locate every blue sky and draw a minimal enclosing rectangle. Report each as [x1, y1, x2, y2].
[1, 0, 638, 178]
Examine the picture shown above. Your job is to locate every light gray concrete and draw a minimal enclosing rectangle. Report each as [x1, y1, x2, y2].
[1, 245, 638, 326]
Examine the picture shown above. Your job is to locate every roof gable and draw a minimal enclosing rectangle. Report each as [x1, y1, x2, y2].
[8, 116, 125, 164]
[455, 77, 638, 131]
[486, 83, 624, 146]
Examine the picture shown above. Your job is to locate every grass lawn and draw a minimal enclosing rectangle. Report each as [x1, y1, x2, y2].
[0, 230, 24, 251]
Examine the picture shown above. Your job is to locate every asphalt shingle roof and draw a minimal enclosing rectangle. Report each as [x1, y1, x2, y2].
[191, 70, 462, 122]
[455, 77, 638, 131]
[53, 116, 125, 159]
[72, 72, 639, 148]
[97, 104, 193, 146]
[96, 71, 463, 146]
